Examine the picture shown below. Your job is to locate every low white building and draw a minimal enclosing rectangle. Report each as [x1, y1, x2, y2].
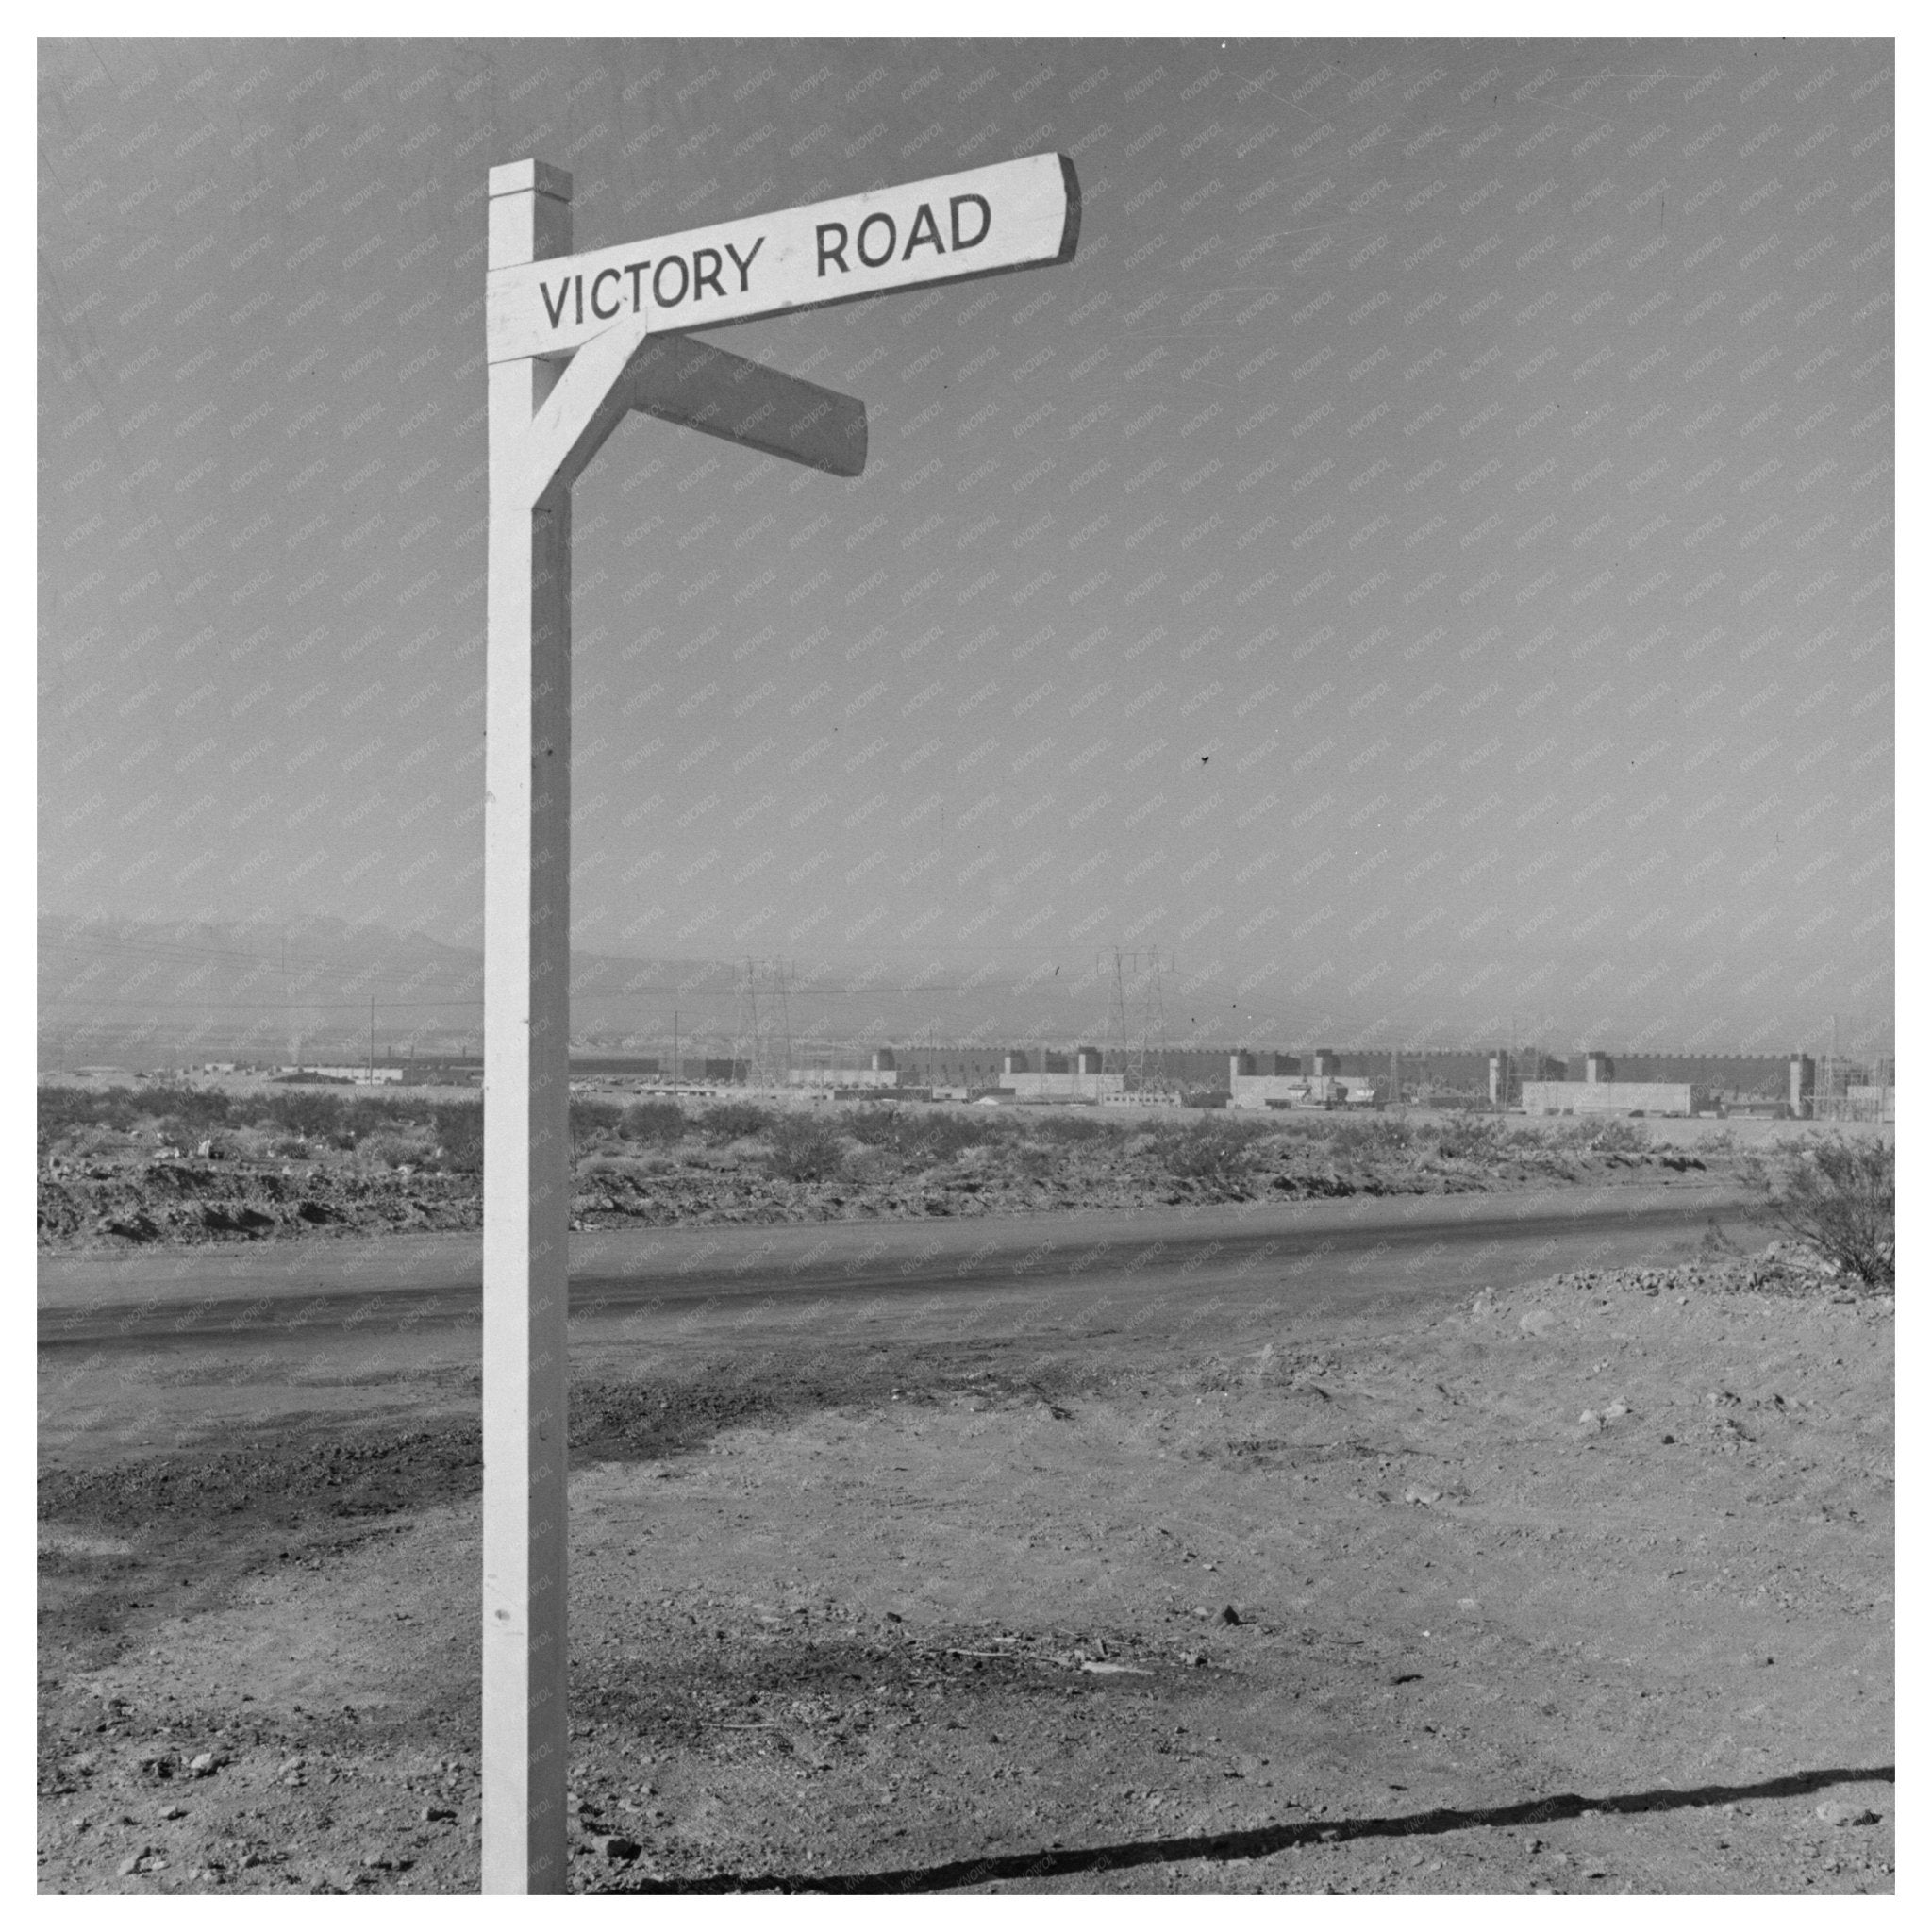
[791, 1048, 901, 1090]
[997, 1046, 1124, 1101]
[1229, 1075, 1383, 1110]
[284, 1064, 406, 1085]
[1227, 1055, 1383, 1109]
[790, 1065, 900, 1090]
[1002, 1070, 1126, 1100]
[1519, 1079, 1699, 1117]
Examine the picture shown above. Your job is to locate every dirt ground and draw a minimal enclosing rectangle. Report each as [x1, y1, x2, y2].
[37, 1232, 1892, 1895]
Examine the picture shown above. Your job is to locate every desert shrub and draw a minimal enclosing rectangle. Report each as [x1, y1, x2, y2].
[1026, 1111, 1113, 1144]
[917, 1110, 1006, 1158]
[258, 1089, 349, 1140]
[841, 1144, 897, 1185]
[841, 1106, 907, 1148]
[269, 1136, 313, 1159]
[578, 1153, 667, 1184]
[430, 1100, 484, 1174]
[38, 1086, 140, 1146]
[132, 1085, 235, 1130]
[358, 1129, 429, 1170]
[1158, 1118, 1259, 1187]
[1428, 1112, 1506, 1161]
[1537, 1114, 1650, 1157]
[838, 1106, 1008, 1165]
[763, 1111, 846, 1183]
[619, 1099, 687, 1145]
[876, 1109, 1003, 1167]
[700, 1100, 773, 1144]
[1326, 1115, 1413, 1158]
[1009, 1142, 1055, 1181]
[1744, 1135, 1894, 1287]
[1578, 1115, 1650, 1154]
[341, 1095, 418, 1140]
[571, 1099, 625, 1144]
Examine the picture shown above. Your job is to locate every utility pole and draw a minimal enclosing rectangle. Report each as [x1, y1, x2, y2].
[672, 1010, 678, 1096]
[369, 996, 376, 1084]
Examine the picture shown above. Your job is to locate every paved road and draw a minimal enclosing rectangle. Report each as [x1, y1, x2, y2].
[40, 1184, 1750, 1351]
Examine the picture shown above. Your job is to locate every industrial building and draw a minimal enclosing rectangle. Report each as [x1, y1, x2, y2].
[1518, 1051, 1824, 1119]
[1228, 1051, 1385, 1110]
[996, 1047, 1125, 1101]
[1846, 1084, 1896, 1121]
[1518, 1078, 1701, 1118]
[1520, 1050, 1700, 1115]
[791, 1049, 903, 1091]
[279, 1063, 406, 1086]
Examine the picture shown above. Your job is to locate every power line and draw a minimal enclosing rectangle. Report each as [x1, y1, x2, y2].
[39, 996, 484, 1010]
[39, 935, 353, 966]
[40, 981, 992, 1006]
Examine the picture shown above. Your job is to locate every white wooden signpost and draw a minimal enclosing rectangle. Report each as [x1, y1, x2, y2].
[483, 149, 1079, 1893]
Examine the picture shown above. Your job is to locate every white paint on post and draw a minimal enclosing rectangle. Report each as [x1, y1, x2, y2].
[483, 156, 576, 1897]
[476, 144, 1076, 1895]
[487, 152, 1079, 363]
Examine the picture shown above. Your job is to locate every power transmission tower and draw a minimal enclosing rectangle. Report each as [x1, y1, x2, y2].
[734, 957, 794, 1090]
[1099, 946, 1177, 1096]
[777, 959, 793, 1089]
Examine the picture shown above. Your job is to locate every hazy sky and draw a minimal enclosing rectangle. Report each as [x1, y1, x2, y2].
[38, 36, 1893, 1051]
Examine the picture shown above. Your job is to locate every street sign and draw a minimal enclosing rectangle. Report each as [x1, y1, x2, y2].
[482, 147, 1078, 1893]
[486, 151, 1078, 363]
[628, 333, 866, 476]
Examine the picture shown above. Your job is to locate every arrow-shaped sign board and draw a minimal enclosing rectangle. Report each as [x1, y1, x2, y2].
[487, 151, 1078, 363]
[628, 333, 867, 476]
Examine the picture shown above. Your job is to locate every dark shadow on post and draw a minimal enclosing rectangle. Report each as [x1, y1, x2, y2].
[603, 1763, 1894, 1894]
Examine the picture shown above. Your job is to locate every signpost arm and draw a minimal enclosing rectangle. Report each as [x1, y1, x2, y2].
[626, 335, 866, 477]
[483, 157, 575, 1896]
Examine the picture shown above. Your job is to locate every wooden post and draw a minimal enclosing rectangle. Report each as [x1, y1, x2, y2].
[483, 156, 575, 1896]
[475, 142, 1072, 1895]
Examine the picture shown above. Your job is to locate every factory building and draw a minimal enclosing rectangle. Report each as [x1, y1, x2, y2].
[1519, 1079, 1701, 1117]
[1228, 1051, 1385, 1110]
[791, 1049, 902, 1091]
[280, 1063, 407, 1085]
[1845, 1084, 1895, 1121]
[1521, 1051, 1824, 1119]
[997, 1046, 1124, 1100]
[1520, 1051, 1700, 1115]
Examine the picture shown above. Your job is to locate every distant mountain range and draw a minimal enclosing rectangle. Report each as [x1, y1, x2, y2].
[38, 913, 1268, 1070]
[39, 913, 1889, 1074]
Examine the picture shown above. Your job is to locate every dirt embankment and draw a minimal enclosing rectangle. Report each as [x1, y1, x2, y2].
[38, 1107, 1723, 1255]
[38, 1246, 1891, 1895]
[37, 1158, 480, 1248]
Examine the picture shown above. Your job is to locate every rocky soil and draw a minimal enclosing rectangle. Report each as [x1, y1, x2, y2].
[37, 1105, 1722, 1254]
[38, 1248, 1891, 1894]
